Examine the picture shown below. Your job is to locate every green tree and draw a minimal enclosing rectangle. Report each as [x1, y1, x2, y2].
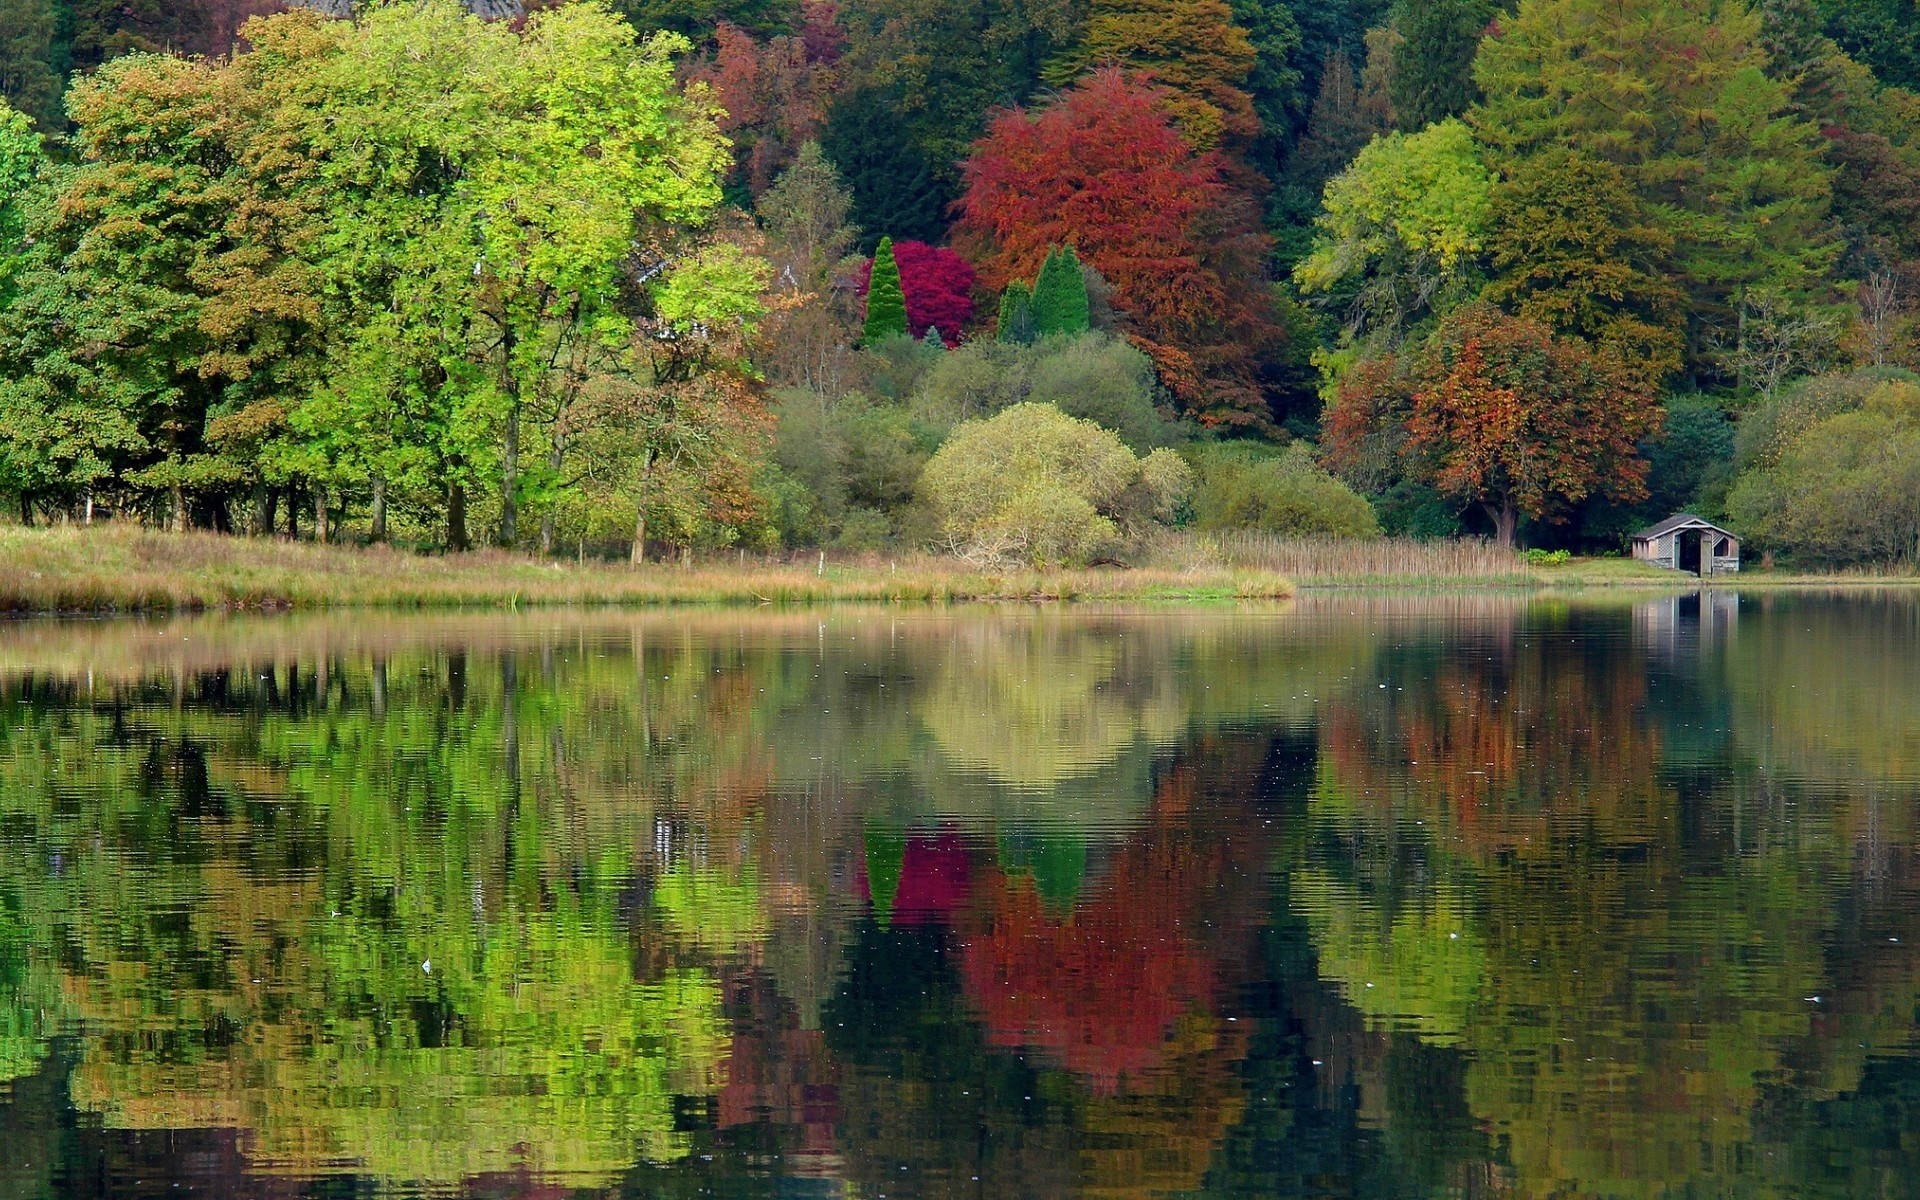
[610, 0, 796, 39]
[1295, 117, 1495, 349]
[0, 0, 62, 130]
[1029, 245, 1091, 337]
[997, 281, 1036, 344]
[821, 86, 950, 246]
[1812, 0, 1920, 90]
[1727, 376, 1920, 564]
[1388, 0, 1494, 130]
[1228, 0, 1305, 174]
[1482, 147, 1684, 379]
[862, 235, 910, 343]
[0, 98, 41, 292]
[1189, 441, 1381, 535]
[918, 403, 1192, 567]
[1471, 0, 1840, 382]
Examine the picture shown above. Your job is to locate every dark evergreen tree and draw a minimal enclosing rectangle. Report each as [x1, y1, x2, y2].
[862, 236, 910, 343]
[1389, 0, 1495, 130]
[822, 87, 950, 248]
[0, 0, 62, 131]
[1230, 0, 1307, 173]
[1282, 0, 1393, 123]
[1812, 0, 1920, 89]
[609, 0, 797, 39]
[1030, 246, 1091, 336]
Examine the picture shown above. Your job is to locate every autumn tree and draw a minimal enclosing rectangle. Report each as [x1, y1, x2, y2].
[955, 70, 1283, 429]
[753, 140, 863, 391]
[1047, 0, 1261, 149]
[686, 15, 838, 197]
[1404, 305, 1662, 546]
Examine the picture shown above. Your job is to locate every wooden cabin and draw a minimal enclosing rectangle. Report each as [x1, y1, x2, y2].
[1630, 514, 1741, 576]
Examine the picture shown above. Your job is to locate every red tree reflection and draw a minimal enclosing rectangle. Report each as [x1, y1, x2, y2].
[955, 762, 1267, 1093]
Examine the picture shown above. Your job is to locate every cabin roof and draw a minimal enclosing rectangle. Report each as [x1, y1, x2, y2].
[1632, 513, 1738, 542]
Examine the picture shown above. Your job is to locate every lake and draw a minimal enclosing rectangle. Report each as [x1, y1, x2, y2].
[0, 593, 1914, 1198]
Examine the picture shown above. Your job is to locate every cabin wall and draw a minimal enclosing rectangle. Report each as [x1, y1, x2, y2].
[1633, 534, 1677, 568]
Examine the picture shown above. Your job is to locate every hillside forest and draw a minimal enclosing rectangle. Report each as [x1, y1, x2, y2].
[2, 0, 1919, 565]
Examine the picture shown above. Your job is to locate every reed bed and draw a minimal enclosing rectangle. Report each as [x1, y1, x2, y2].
[1150, 531, 1538, 586]
[0, 525, 1292, 613]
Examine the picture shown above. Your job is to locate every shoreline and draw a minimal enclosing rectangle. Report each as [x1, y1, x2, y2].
[0, 526, 1913, 615]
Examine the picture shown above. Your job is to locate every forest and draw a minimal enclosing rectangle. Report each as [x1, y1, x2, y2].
[1, 0, 1919, 565]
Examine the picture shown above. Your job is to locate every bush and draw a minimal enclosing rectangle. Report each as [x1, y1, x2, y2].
[1735, 367, 1920, 471]
[910, 332, 1182, 451]
[1727, 379, 1920, 566]
[1190, 443, 1381, 538]
[1522, 548, 1572, 566]
[768, 389, 934, 547]
[919, 404, 1193, 567]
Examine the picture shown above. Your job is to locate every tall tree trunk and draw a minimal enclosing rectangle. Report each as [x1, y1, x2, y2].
[370, 475, 388, 543]
[315, 487, 330, 544]
[538, 440, 562, 556]
[252, 484, 270, 537]
[1489, 499, 1518, 550]
[630, 447, 655, 566]
[498, 328, 519, 548]
[17, 493, 30, 527]
[83, 489, 93, 526]
[500, 404, 519, 547]
[448, 482, 469, 552]
[170, 482, 187, 533]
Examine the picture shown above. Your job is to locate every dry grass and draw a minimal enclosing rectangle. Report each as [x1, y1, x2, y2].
[1150, 531, 1538, 587]
[0, 524, 1293, 613]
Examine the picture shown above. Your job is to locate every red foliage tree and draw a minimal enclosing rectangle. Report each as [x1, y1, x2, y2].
[854, 241, 976, 344]
[953, 69, 1281, 429]
[1398, 306, 1661, 547]
[688, 16, 840, 197]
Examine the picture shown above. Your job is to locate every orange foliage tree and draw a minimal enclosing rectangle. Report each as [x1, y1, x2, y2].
[954, 70, 1282, 431]
[1049, 0, 1260, 151]
[1331, 305, 1661, 547]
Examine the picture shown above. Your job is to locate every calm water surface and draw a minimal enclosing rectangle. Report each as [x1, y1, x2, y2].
[0, 593, 1914, 1198]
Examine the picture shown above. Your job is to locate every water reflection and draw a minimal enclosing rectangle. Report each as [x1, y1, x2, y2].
[0, 596, 1911, 1197]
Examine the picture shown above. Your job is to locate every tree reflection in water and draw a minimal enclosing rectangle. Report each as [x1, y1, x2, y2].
[0, 598, 1910, 1197]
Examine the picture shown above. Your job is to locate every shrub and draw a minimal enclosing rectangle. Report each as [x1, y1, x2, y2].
[1522, 548, 1572, 566]
[910, 331, 1180, 451]
[1190, 443, 1381, 538]
[1727, 379, 1920, 566]
[919, 404, 1193, 567]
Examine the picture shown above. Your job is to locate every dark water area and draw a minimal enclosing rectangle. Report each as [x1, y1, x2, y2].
[0, 593, 1914, 1199]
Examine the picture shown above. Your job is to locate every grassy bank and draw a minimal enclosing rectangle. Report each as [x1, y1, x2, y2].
[2, 525, 1912, 614]
[0, 525, 1293, 613]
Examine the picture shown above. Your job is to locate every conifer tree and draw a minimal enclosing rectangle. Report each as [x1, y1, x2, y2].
[1390, 0, 1496, 130]
[997, 281, 1036, 344]
[862, 236, 910, 343]
[1031, 246, 1091, 336]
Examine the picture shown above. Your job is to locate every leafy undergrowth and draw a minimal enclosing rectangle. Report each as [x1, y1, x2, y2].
[0, 525, 1293, 613]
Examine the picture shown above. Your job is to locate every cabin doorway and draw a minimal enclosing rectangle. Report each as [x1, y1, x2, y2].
[1677, 529, 1702, 573]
